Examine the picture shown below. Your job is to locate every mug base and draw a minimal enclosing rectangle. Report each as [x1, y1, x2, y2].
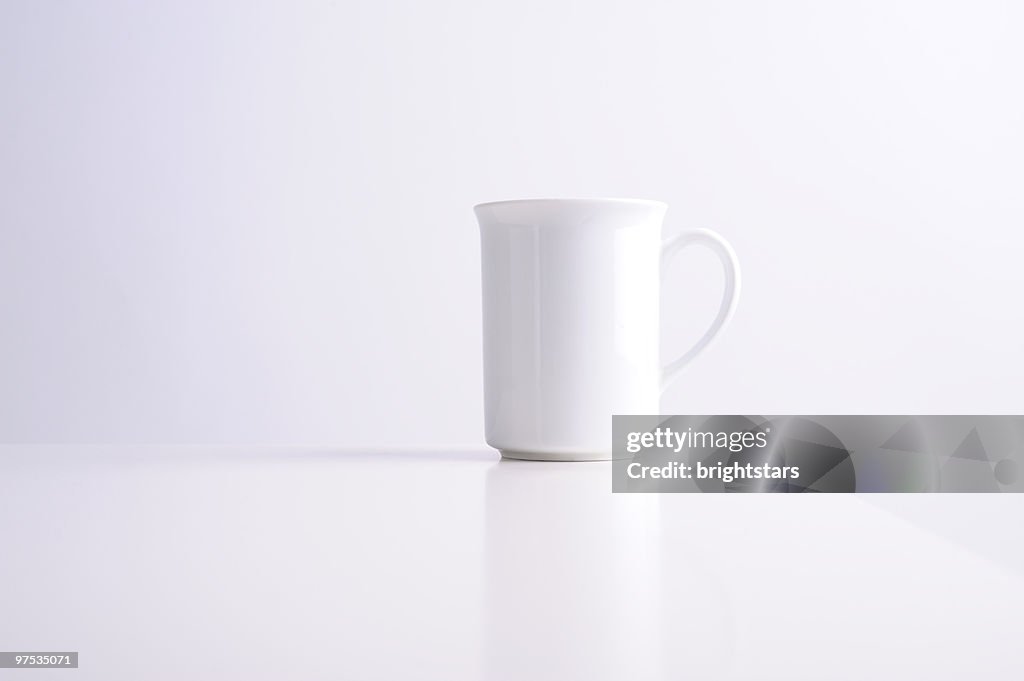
[499, 449, 611, 462]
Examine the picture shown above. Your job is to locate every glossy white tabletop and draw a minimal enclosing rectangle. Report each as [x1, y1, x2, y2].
[1, 446, 1021, 680]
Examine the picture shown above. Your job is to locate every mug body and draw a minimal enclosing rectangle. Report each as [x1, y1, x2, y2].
[476, 198, 666, 460]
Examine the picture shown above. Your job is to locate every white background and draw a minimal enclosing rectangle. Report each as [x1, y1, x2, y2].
[2, 0, 1022, 445]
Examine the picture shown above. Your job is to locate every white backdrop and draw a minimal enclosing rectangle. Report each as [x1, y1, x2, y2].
[2, 0, 1022, 445]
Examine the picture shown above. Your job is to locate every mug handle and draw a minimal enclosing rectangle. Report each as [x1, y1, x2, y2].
[660, 228, 741, 392]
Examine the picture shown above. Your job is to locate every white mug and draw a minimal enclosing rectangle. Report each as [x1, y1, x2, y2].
[476, 198, 740, 461]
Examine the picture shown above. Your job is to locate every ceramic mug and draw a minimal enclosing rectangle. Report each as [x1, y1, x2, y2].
[476, 198, 740, 461]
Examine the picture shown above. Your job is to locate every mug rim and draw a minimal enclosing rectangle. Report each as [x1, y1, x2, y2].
[474, 197, 667, 211]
